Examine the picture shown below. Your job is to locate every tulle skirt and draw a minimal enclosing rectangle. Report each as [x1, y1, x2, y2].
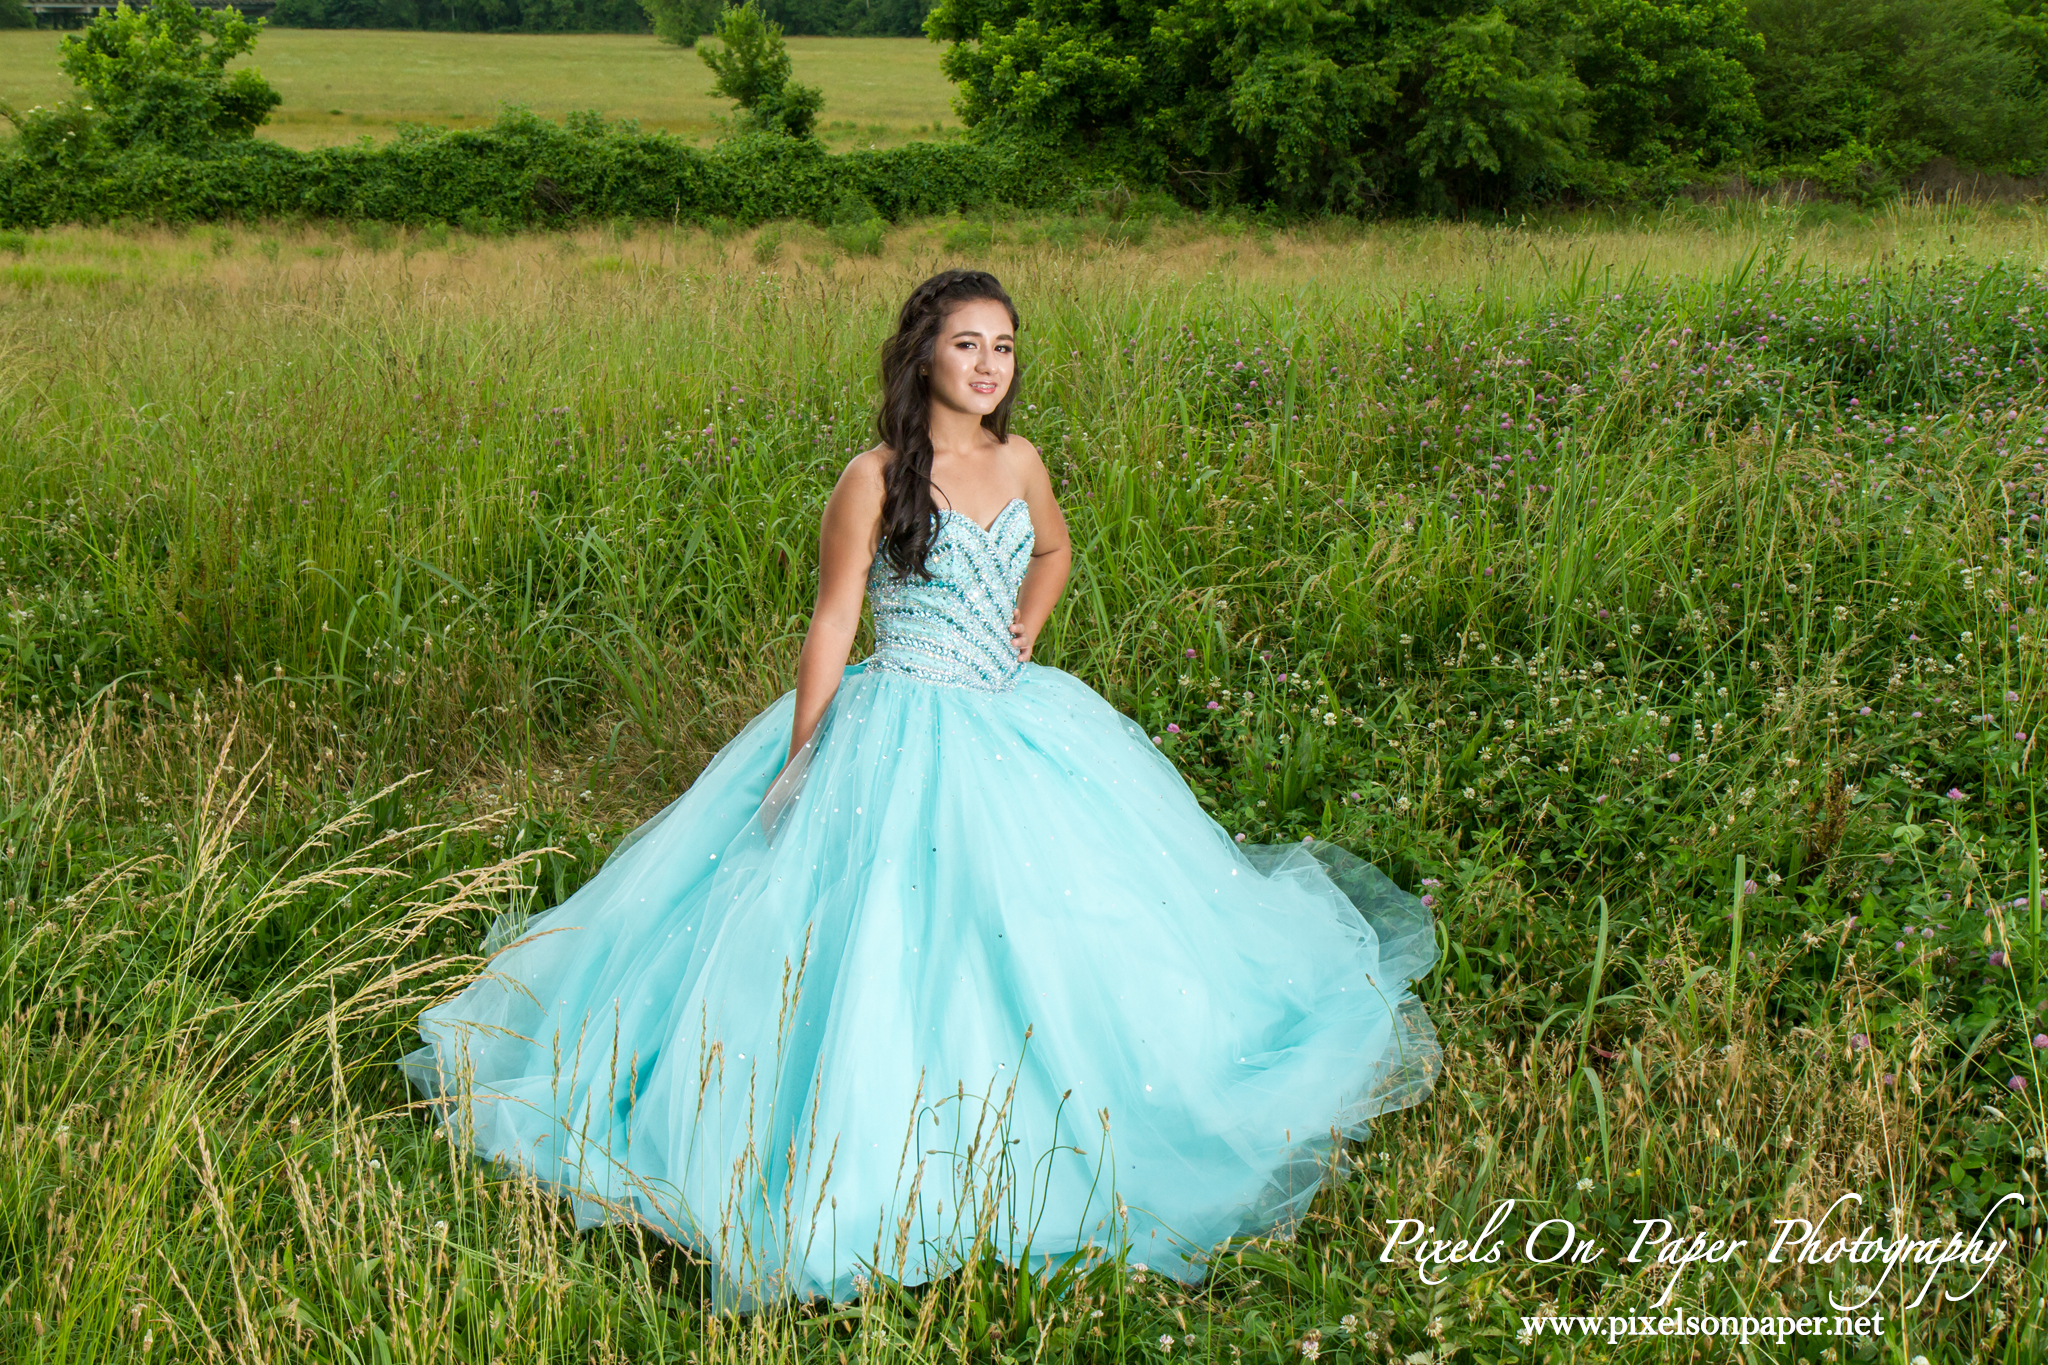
[403, 661, 1440, 1305]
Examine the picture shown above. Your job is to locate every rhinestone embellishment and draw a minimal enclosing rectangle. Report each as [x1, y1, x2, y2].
[866, 499, 1033, 693]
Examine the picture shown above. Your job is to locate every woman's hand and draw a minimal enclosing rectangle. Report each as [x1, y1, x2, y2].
[1010, 607, 1036, 661]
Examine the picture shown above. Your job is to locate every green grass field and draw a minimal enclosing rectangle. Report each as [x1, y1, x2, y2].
[3, 203, 2047, 1361]
[0, 30, 958, 148]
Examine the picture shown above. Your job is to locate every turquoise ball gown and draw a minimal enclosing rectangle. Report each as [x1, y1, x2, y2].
[403, 497, 1441, 1305]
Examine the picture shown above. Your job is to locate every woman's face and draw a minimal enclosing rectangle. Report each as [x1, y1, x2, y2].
[926, 298, 1015, 418]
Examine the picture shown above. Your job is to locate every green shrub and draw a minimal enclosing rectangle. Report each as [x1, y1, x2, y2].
[55, 0, 281, 153]
[700, 1, 824, 139]
[0, 109, 1091, 230]
[827, 217, 884, 255]
[0, 0, 33, 29]
[941, 220, 990, 253]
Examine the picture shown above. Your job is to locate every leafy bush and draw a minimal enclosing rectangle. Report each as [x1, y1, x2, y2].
[827, 216, 884, 254]
[0, 0, 33, 30]
[51, 0, 281, 153]
[0, 107, 1087, 228]
[700, 1, 824, 139]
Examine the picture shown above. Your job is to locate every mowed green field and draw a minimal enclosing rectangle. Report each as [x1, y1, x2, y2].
[0, 30, 957, 147]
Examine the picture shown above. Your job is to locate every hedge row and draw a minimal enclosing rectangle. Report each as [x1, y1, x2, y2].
[0, 111, 1091, 229]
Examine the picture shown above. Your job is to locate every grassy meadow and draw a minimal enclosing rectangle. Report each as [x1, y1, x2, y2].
[3, 200, 2048, 1362]
[0, 30, 957, 148]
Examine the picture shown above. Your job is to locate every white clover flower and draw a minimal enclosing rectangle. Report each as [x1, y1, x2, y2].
[1159, 1336, 1174, 1354]
[1576, 1177, 1595, 1192]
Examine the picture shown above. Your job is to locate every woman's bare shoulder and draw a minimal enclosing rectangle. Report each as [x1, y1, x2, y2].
[834, 446, 891, 498]
[1000, 432, 1045, 475]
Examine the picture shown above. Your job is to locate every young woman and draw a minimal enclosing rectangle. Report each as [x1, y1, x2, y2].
[404, 269, 1440, 1305]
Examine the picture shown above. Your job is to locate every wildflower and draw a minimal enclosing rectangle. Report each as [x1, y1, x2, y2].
[1234, 833, 1246, 843]
[1166, 723, 1180, 734]
[1743, 879, 1758, 896]
[1668, 753, 1680, 763]
[1184, 648, 1197, 658]
[1992, 951, 2009, 967]
[1297, 1333, 1320, 1359]
[1160, 1336, 1175, 1354]
[1420, 878, 1441, 887]
[1207, 701, 1221, 710]
[2009, 691, 2021, 703]
[1339, 1315, 1357, 1333]
[1576, 1177, 1595, 1192]
[2011, 1075, 2028, 1093]
[1420, 894, 1435, 909]
[1883, 1073, 1896, 1085]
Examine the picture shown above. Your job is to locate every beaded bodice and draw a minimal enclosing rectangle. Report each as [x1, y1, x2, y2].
[866, 498, 1033, 693]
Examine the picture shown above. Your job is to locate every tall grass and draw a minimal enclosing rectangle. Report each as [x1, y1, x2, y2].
[1, 202, 2046, 1360]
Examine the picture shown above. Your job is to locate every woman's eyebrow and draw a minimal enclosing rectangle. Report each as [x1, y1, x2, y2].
[949, 328, 1016, 342]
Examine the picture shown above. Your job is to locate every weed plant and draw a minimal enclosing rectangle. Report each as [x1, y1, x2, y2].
[1, 205, 2046, 1361]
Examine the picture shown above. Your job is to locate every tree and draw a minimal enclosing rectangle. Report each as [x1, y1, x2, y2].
[1744, 0, 2047, 171]
[928, 0, 1594, 212]
[53, 0, 281, 151]
[700, 1, 823, 137]
[0, 0, 34, 32]
[1573, 0, 1760, 169]
[643, 0, 722, 45]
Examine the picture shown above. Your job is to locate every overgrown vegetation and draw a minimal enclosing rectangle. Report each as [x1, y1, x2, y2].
[930, 0, 2048, 210]
[0, 208, 2043, 1360]
[0, 108, 1081, 228]
[13, 0, 2048, 225]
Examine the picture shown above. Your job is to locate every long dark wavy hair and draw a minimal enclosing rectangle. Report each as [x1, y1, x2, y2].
[875, 269, 1022, 581]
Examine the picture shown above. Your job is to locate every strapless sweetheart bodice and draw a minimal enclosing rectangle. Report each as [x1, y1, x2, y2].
[865, 498, 1033, 693]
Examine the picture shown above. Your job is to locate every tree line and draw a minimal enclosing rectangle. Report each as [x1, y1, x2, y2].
[266, 0, 930, 37]
[929, 0, 2048, 210]
[7, 0, 2048, 218]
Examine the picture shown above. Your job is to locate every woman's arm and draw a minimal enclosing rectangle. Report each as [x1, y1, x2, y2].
[1009, 442, 1071, 662]
[788, 452, 886, 761]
